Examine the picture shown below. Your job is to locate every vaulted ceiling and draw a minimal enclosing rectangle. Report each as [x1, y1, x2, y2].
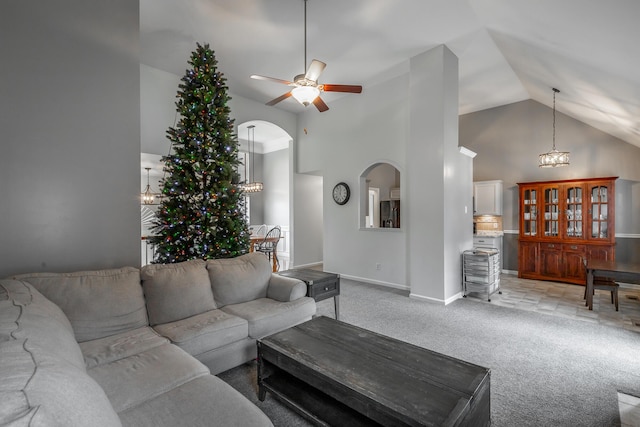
[140, 0, 640, 148]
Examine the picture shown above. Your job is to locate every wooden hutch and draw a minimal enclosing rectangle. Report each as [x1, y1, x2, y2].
[517, 177, 616, 285]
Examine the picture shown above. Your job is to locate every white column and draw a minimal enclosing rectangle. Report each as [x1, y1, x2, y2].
[408, 45, 468, 303]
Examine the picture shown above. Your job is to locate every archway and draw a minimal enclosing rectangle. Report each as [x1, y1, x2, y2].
[359, 162, 402, 229]
[237, 120, 293, 268]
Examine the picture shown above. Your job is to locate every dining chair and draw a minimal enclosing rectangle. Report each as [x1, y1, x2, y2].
[256, 226, 281, 271]
[583, 259, 619, 311]
[251, 224, 267, 237]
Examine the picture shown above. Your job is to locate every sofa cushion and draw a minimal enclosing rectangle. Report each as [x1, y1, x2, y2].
[0, 280, 84, 370]
[86, 342, 209, 413]
[0, 334, 121, 427]
[153, 309, 248, 357]
[79, 326, 169, 369]
[118, 375, 273, 427]
[12, 267, 148, 342]
[141, 259, 216, 326]
[206, 253, 271, 307]
[221, 297, 316, 339]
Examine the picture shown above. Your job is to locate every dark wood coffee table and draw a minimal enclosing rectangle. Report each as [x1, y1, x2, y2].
[257, 316, 490, 426]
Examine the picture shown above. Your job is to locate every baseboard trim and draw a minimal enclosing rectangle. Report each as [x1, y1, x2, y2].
[409, 291, 462, 305]
[291, 261, 323, 269]
[340, 274, 409, 291]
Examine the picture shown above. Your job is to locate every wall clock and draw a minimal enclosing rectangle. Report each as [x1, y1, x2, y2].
[332, 182, 350, 205]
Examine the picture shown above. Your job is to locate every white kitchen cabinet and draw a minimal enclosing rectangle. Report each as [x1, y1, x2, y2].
[474, 180, 503, 215]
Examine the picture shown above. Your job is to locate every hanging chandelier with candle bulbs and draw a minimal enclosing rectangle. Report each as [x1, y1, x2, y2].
[142, 167, 156, 204]
[240, 125, 263, 193]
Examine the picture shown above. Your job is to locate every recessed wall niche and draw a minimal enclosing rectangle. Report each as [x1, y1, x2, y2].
[359, 162, 401, 229]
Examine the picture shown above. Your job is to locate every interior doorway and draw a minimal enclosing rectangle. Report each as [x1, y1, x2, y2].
[237, 120, 293, 267]
[367, 187, 380, 228]
[359, 162, 402, 229]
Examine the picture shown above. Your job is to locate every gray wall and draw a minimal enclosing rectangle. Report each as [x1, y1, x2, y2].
[367, 163, 399, 202]
[263, 149, 289, 227]
[460, 99, 640, 268]
[247, 152, 265, 225]
[246, 149, 289, 227]
[1, 1, 141, 277]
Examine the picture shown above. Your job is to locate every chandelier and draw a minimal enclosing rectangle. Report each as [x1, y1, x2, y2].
[142, 167, 155, 204]
[539, 88, 569, 167]
[240, 125, 263, 193]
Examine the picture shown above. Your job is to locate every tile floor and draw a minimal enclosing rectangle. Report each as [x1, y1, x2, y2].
[468, 273, 640, 333]
[464, 273, 640, 426]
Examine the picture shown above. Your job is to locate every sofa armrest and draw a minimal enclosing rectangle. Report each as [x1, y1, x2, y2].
[266, 274, 307, 302]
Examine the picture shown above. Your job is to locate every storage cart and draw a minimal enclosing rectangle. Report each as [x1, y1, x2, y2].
[462, 248, 501, 301]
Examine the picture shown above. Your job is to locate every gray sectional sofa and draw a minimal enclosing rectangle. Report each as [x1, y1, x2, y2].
[0, 252, 316, 426]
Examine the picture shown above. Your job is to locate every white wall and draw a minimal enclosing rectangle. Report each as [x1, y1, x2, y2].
[0, 1, 141, 276]
[292, 173, 324, 267]
[297, 62, 409, 288]
[296, 45, 471, 300]
[407, 46, 469, 302]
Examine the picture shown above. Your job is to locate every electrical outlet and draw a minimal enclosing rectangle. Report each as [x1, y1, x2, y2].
[376, 263, 381, 270]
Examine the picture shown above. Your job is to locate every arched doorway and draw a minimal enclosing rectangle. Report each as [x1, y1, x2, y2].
[237, 120, 293, 269]
[359, 162, 402, 229]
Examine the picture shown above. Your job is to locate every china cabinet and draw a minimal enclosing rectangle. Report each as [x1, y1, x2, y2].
[517, 177, 616, 285]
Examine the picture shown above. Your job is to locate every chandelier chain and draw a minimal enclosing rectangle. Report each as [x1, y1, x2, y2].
[552, 87, 558, 150]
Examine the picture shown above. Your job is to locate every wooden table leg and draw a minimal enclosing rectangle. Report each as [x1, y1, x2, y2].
[272, 248, 278, 272]
[587, 269, 594, 310]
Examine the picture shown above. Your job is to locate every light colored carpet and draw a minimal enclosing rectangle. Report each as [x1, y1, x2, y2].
[219, 278, 640, 426]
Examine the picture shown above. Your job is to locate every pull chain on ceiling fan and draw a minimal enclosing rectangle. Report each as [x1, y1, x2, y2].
[250, 0, 362, 112]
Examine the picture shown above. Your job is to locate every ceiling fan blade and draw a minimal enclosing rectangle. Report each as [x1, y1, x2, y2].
[305, 59, 326, 82]
[266, 92, 293, 106]
[251, 75, 293, 86]
[321, 84, 363, 93]
[312, 96, 329, 112]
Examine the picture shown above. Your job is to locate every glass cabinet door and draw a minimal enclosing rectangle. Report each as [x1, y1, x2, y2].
[564, 185, 583, 239]
[522, 188, 537, 236]
[543, 186, 560, 237]
[590, 185, 609, 239]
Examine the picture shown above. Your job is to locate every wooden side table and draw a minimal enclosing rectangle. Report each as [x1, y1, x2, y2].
[278, 269, 340, 319]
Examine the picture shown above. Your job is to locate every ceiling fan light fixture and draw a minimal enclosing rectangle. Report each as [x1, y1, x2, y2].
[291, 85, 320, 106]
[250, 0, 361, 112]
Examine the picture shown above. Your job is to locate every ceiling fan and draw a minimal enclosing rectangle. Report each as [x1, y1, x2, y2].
[250, 0, 362, 112]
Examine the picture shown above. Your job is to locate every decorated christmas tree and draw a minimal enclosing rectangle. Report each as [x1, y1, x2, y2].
[151, 43, 249, 263]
